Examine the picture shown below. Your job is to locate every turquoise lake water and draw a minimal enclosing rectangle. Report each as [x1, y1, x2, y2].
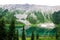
[15, 26, 56, 37]
[6, 26, 56, 37]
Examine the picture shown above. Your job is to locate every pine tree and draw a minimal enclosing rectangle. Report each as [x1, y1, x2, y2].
[16, 30, 19, 40]
[8, 17, 15, 40]
[31, 31, 34, 40]
[0, 18, 6, 40]
[52, 11, 60, 40]
[22, 26, 26, 40]
[36, 33, 39, 40]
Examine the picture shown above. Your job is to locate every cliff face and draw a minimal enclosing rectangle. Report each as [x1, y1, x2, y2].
[0, 4, 60, 12]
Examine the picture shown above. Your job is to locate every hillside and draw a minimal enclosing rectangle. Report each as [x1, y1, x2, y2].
[0, 4, 58, 29]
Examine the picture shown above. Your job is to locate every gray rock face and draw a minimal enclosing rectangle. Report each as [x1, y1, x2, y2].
[0, 4, 60, 12]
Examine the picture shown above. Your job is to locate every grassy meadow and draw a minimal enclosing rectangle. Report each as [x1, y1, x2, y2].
[19, 37, 56, 40]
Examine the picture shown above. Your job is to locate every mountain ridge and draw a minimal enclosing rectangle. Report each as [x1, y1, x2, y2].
[0, 4, 60, 12]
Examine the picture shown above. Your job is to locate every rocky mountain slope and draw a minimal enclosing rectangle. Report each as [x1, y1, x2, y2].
[0, 4, 60, 12]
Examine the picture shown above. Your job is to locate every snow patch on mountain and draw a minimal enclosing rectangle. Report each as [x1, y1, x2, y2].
[37, 23, 55, 29]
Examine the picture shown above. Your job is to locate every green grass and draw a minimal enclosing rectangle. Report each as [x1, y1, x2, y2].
[19, 37, 56, 40]
[5, 24, 24, 27]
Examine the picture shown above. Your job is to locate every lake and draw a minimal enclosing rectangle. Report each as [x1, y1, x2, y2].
[15, 26, 56, 37]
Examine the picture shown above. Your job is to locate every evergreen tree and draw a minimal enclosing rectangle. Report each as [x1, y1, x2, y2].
[22, 26, 26, 40]
[31, 31, 34, 40]
[36, 33, 39, 40]
[0, 18, 6, 40]
[52, 11, 60, 40]
[16, 30, 19, 40]
[34, 11, 44, 23]
[8, 17, 15, 40]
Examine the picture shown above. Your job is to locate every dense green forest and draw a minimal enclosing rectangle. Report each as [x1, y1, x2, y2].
[0, 8, 53, 25]
[0, 8, 60, 40]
